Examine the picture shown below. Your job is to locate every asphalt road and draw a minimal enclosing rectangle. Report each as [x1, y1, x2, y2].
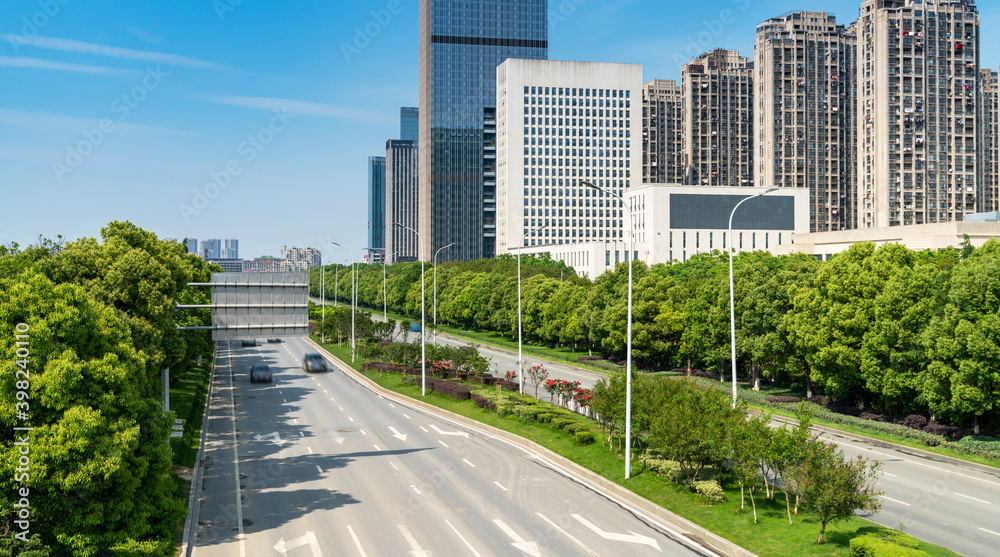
[191, 337, 716, 556]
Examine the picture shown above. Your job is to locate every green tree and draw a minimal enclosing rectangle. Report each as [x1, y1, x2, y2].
[796, 445, 883, 543]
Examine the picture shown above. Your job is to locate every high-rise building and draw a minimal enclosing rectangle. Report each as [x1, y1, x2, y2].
[201, 238, 221, 259]
[221, 238, 239, 259]
[185, 238, 198, 254]
[755, 11, 858, 232]
[283, 247, 321, 271]
[857, 0, 981, 227]
[496, 59, 642, 254]
[641, 79, 684, 184]
[368, 156, 387, 261]
[386, 139, 420, 263]
[682, 49, 755, 188]
[419, 0, 548, 261]
[401, 107, 419, 141]
[978, 68, 999, 213]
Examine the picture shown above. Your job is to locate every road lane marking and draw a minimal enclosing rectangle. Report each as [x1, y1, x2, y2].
[339, 406, 345, 411]
[397, 525, 430, 556]
[431, 424, 469, 437]
[307, 447, 313, 454]
[881, 495, 911, 506]
[347, 525, 368, 557]
[293, 419, 298, 424]
[883, 472, 897, 477]
[572, 514, 661, 552]
[324, 389, 328, 393]
[283, 399, 287, 403]
[410, 485, 422, 495]
[373, 444, 381, 451]
[536, 512, 600, 557]
[419, 426, 428, 432]
[317, 465, 323, 473]
[390, 462, 399, 471]
[360, 429, 367, 436]
[445, 519, 483, 557]
[330, 397, 336, 402]
[403, 413, 411, 420]
[493, 519, 540, 556]
[955, 492, 991, 505]
[348, 416, 355, 422]
[389, 426, 408, 442]
[494, 481, 508, 491]
[463, 458, 476, 468]
[979, 527, 1000, 537]
[389, 402, 396, 407]
[299, 431, 305, 437]
[225, 347, 247, 557]
[438, 440, 449, 448]
[838, 443, 1000, 488]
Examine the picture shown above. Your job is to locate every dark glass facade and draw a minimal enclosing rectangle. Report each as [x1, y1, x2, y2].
[670, 194, 796, 230]
[401, 107, 419, 141]
[419, 0, 548, 261]
[367, 156, 386, 252]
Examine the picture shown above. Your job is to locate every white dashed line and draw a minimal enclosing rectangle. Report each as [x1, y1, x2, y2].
[445, 519, 483, 557]
[411, 485, 422, 495]
[348, 416, 355, 422]
[881, 495, 911, 506]
[316, 465, 323, 473]
[438, 440, 449, 448]
[419, 426, 428, 433]
[299, 431, 305, 437]
[389, 403, 396, 408]
[493, 481, 508, 491]
[955, 493, 991, 505]
[307, 447, 313, 454]
[390, 462, 399, 471]
[339, 406, 345, 411]
[373, 444, 381, 451]
[360, 429, 367, 436]
[979, 528, 1000, 537]
[292, 419, 298, 425]
[283, 399, 287, 403]
[463, 459, 475, 468]
[347, 525, 368, 557]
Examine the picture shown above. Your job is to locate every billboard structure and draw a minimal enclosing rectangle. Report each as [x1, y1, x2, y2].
[177, 271, 309, 340]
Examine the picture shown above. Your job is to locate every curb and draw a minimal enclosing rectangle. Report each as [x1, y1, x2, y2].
[771, 415, 1000, 479]
[179, 344, 219, 557]
[306, 337, 757, 557]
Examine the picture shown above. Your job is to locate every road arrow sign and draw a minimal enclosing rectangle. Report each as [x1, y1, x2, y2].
[430, 424, 469, 438]
[493, 519, 540, 557]
[273, 531, 323, 556]
[254, 432, 285, 446]
[571, 514, 661, 552]
[331, 435, 345, 445]
[388, 426, 408, 442]
[397, 524, 432, 557]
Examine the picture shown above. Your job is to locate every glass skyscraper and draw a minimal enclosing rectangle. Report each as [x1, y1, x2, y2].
[401, 107, 419, 141]
[419, 0, 548, 261]
[368, 156, 387, 256]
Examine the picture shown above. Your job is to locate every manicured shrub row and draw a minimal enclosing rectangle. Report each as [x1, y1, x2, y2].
[765, 395, 802, 404]
[850, 529, 929, 557]
[691, 480, 726, 504]
[471, 393, 497, 411]
[957, 436, 1000, 460]
[429, 378, 471, 401]
[921, 421, 969, 440]
[576, 355, 604, 362]
[575, 431, 595, 444]
[636, 451, 724, 503]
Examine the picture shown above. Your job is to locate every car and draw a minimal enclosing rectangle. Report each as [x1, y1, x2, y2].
[241, 339, 257, 347]
[267, 338, 282, 343]
[250, 363, 272, 383]
[302, 353, 328, 373]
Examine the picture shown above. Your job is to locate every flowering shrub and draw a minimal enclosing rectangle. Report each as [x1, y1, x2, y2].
[504, 369, 518, 382]
[574, 388, 593, 408]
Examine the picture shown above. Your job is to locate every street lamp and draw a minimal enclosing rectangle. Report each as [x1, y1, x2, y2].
[331, 242, 356, 363]
[433, 242, 455, 341]
[517, 225, 548, 396]
[582, 180, 634, 479]
[394, 222, 426, 396]
[728, 187, 778, 408]
[369, 248, 387, 321]
[320, 253, 325, 343]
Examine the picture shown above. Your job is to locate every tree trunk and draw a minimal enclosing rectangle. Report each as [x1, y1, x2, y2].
[975, 415, 980, 435]
[749, 486, 758, 524]
[752, 361, 761, 391]
[794, 493, 800, 515]
[783, 487, 793, 525]
[739, 483, 745, 513]
[803, 360, 813, 399]
[686, 353, 692, 375]
[818, 520, 828, 543]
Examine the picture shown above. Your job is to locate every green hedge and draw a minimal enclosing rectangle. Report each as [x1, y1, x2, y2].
[575, 431, 595, 444]
[956, 436, 1000, 460]
[850, 529, 928, 557]
[551, 418, 574, 429]
[691, 480, 726, 504]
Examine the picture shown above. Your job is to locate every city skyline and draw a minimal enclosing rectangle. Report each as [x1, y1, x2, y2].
[4, 1, 1000, 259]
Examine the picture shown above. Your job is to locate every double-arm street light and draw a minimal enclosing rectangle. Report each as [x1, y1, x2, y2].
[394, 222, 426, 396]
[369, 247, 388, 321]
[331, 242, 357, 362]
[433, 243, 455, 341]
[517, 225, 548, 396]
[320, 253, 325, 343]
[728, 188, 778, 408]
[582, 180, 635, 479]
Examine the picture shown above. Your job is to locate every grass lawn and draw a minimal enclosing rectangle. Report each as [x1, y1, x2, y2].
[312, 334, 961, 557]
[169, 360, 212, 468]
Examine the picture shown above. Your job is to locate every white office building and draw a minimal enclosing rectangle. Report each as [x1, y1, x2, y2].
[496, 59, 642, 255]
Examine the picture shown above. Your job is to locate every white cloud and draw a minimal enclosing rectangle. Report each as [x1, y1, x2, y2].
[0, 55, 131, 75]
[209, 96, 389, 122]
[0, 108, 195, 136]
[1, 35, 227, 70]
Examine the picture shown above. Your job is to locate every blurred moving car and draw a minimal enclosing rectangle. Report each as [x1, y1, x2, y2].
[302, 353, 328, 373]
[241, 339, 257, 347]
[267, 338, 282, 343]
[250, 363, 272, 383]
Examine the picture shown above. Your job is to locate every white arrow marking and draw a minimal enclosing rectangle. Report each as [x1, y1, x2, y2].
[331, 435, 345, 445]
[430, 424, 469, 438]
[254, 432, 285, 446]
[536, 513, 600, 557]
[389, 426, 408, 442]
[347, 525, 368, 557]
[571, 514, 661, 552]
[397, 524, 431, 557]
[492, 519, 540, 557]
[273, 531, 323, 556]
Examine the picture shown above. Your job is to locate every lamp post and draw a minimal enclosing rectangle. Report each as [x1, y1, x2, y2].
[394, 222, 426, 396]
[331, 242, 356, 362]
[320, 253, 325, 343]
[433, 242, 455, 341]
[517, 225, 548, 396]
[582, 180, 634, 479]
[728, 188, 778, 408]
[369, 248, 387, 321]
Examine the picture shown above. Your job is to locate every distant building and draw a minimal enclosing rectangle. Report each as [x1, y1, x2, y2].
[185, 238, 198, 254]
[368, 156, 387, 263]
[386, 139, 419, 264]
[682, 49, 754, 187]
[495, 58, 642, 255]
[419, 0, 548, 261]
[242, 259, 285, 272]
[201, 238, 221, 259]
[283, 247, 321, 271]
[641, 79, 683, 184]
[979, 68, 999, 213]
[221, 238, 239, 259]
[400, 107, 418, 141]
[208, 258, 244, 272]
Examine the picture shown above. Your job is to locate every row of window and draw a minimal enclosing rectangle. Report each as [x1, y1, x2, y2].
[524, 86, 630, 98]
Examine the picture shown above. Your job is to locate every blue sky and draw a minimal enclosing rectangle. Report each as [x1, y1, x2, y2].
[3, 0, 999, 261]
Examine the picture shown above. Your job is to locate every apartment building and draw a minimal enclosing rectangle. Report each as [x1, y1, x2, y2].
[755, 11, 858, 232]
[857, 0, 981, 227]
[495, 58, 642, 254]
[681, 49, 754, 188]
[641, 79, 684, 184]
[385, 138, 420, 263]
[978, 67, 999, 213]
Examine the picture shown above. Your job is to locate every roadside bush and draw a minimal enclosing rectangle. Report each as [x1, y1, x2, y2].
[690, 480, 726, 504]
[564, 423, 584, 434]
[575, 431, 595, 444]
[496, 398, 517, 417]
[850, 528, 928, 557]
[400, 374, 419, 385]
[766, 395, 802, 404]
[860, 412, 884, 422]
[636, 451, 685, 483]
[903, 414, 929, 431]
[517, 407, 539, 424]
[589, 360, 625, 372]
[551, 418, 574, 430]
[955, 436, 1000, 460]
[431, 380, 471, 401]
[830, 405, 864, 417]
[471, 394, 496, 412]
[536, 412, 554, 423]
[923, 422, 963, 439]
[577, 356, 604, 362]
